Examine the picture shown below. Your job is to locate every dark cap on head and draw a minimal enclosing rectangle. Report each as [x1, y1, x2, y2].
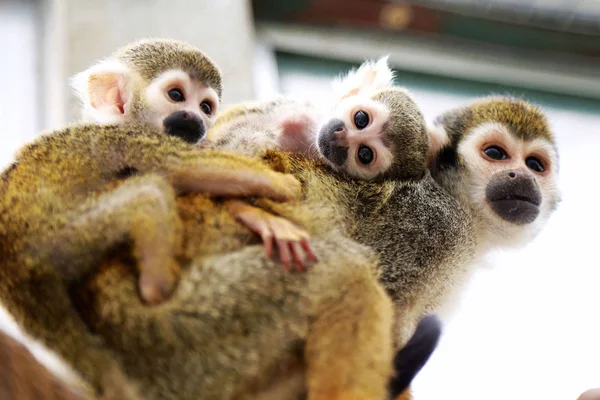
[114, 38, 223, 98]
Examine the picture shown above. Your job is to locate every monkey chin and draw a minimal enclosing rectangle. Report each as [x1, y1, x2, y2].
[488, 198, 541, 226]
[480, 200, 547, 251]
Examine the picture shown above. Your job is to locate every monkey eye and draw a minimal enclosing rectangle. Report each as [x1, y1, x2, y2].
[167, 88, 185, 102]
[483, 146, 508, 161]
[354, 111, 370, 130]
[526, 156, 545, 173]
[200, 101, 212, 115]
[357, 145, 374, 165]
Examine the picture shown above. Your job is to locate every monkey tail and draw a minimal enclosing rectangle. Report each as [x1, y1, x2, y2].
[388, 314, 442, 399]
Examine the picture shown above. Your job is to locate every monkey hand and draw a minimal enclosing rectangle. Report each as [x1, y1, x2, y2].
[225, 200, 318, 271]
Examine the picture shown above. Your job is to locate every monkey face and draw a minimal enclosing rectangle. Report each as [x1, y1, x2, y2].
[73, 62, 220, 144]
[144, 69, 220, 143]
[316, 96, 395, 180]
[457, 121, 560, 245]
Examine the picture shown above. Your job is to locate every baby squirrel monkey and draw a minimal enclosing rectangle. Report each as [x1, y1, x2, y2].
[0, 39, 305, 399]
[72, 39, 317, 271]
[207, 56, 425, 182]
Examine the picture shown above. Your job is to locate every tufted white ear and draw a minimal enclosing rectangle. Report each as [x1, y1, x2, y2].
[330, 55, 395, 102]
[426, 122, 451, 167]
[70, 58, 132, 124]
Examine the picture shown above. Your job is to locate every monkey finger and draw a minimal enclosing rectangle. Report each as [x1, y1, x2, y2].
[300, 239, 318, 264]
[276, 238, 292, 272]
[289, 241, 306, 272]
[261, 232, 275, 259]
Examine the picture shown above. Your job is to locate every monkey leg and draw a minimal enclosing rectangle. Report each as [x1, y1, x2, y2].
[224, 199, 317, 271]
[32, 174, 181, 306]
[305, 266, 394, 400]
[164, 149, 302, 202]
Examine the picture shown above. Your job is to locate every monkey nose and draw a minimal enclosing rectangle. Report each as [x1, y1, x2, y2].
[163, 111, 206, 144]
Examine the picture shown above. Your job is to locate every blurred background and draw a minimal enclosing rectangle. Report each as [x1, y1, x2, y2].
[0, 0, 599, 399]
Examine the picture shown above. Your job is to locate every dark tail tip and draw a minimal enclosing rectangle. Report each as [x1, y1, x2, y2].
[388, 314, 443, 399]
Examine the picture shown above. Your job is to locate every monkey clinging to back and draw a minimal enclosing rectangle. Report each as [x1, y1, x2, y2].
[0, 38, 305, 399]
[71, 39, 317, 270]
[207, 56, 427, 183]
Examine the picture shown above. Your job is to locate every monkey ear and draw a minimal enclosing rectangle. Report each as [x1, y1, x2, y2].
[426, 123, 451, 167]
[331, 55, 395, 102]
[70, 59, 131, 124]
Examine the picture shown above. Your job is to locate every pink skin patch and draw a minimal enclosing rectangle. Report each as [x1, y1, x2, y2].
[276, 112, 318, 154]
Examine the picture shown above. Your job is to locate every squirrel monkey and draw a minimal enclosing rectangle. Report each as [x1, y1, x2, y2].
[0, 39, 306, 399]
[382, 96, 562, 400]
[423, 95, 562, 317]
[71, 39, 317, 271]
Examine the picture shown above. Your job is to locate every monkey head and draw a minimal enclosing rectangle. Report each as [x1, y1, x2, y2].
[316, 57, 428, 181]
[71, 38, 222, 144]
[430, 96, 561, 248]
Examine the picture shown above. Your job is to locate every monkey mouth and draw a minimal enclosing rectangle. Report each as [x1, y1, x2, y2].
[317, 135, 348, 167]
[487, 195, 541, 225]
[488, 194, 541, 207]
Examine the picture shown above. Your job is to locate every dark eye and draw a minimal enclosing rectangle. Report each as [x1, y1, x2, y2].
[357, 145, 374, 165]
[483, 146, 508, 160]
[526, 156, 545, 173]
[200, 101, 212, 115]
[354, 111, 369, 130]
[167, 88, 185, 102]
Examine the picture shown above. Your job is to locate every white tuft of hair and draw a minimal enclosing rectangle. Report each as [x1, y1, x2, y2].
[330, 55, 395, 102]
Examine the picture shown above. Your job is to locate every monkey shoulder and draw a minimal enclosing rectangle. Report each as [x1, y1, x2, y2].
[362, 175, 476, 292]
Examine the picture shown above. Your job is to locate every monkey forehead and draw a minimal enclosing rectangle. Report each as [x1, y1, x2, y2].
[370, 87, 422, 119]
[439, 96, 555, 145]
[114, 38, 223, 98]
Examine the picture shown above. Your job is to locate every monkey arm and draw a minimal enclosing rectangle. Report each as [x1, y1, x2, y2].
[92, 125, 303, 203]
[162, 149, 302, 203]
